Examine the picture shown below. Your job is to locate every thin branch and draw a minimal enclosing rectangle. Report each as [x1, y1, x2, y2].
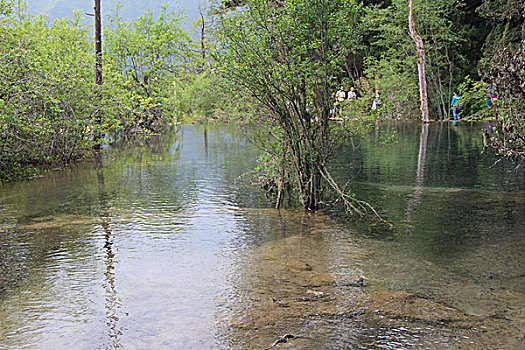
[318, 164, 382, 219]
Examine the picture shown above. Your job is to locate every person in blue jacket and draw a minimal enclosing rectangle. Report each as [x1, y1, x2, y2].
[485, 84, 497, 108]
[450, 90, 461, 121]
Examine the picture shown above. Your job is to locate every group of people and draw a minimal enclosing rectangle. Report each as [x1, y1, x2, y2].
[333, 86, 357, 103]
[327, 83, 498, 122]
[450, 84, 498, 121]
[329, 86, 381, 118]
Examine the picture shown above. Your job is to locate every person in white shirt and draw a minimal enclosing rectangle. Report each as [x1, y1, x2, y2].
[347, 87, 356, 100]
[336, 86, 346, 102]
[371, 89, 381, 110]
[335, 87, 346, 116]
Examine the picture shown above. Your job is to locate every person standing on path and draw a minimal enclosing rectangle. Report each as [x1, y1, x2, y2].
[450, 90, 461, 121]
[485, 84, 497, 108]
[371, 89, 381, 111]
[336, 86, 346, 102]
[335, 86, 346, 116]
[347, 87, 357, 101]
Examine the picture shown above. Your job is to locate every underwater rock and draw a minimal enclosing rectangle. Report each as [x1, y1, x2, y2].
[306, 273, 365, 288]
[284, 260, 312, 272]
[364, 291, 469, 322]
[16, 216, 93, 230]
[271, 334, 297, 347]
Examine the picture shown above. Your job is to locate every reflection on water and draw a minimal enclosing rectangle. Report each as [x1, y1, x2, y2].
[96, 154, 122, 348]
[406, 123, 428, 223]
[0, 123, 523, 349]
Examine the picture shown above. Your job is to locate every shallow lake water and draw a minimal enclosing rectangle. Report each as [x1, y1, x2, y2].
[0, 123, 523, 349]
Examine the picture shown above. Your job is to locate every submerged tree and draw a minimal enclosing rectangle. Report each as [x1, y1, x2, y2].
[216, 0, 377, 214]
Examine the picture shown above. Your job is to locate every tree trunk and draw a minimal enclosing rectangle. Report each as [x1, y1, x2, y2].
[408, 0, 430, 123]
[199, 6, 206, 72]
[95, 0, 102, 86]
[94, 0, 103, 150]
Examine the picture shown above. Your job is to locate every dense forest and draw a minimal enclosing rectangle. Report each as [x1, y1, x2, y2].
[0, 0, 523, 188]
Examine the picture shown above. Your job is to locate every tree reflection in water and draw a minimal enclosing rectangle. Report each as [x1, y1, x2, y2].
[96, 153, 122, 347]
[406, 123, 429, 224]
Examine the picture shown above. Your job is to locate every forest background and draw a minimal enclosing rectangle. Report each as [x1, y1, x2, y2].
[0, 0, 523, 182]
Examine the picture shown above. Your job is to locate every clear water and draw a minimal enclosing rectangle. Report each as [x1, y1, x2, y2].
[0, 123, 523, 349]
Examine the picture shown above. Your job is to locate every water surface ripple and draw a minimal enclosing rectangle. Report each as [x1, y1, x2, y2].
[0, 123, 523, 349]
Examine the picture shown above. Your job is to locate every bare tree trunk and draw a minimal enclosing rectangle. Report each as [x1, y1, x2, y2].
[408, 0, 430, 123]
[199, 5, 206, 72]
[95, 0, 102, 86]
[94, 0, 103, 150]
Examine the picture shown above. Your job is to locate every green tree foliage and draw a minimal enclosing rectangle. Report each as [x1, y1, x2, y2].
[477, 0, 524, 71]
[476, 0, 524, 163]
[175, 72, 249, 123]
[0, 8, 115, 180]
[173, 5, 251, 124]
[485, 40, 524, 162]
[0, 1, 195, 181]
[216, 0, 378, 214]
[365, 0, 472, 120]
[0, 0, 12, 15]
[104, 4, 193, 134]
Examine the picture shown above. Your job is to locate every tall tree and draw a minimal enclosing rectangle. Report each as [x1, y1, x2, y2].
[408, 0, 430, 123]
[95, 0, 102, 86]
[94, 0, 103, 149]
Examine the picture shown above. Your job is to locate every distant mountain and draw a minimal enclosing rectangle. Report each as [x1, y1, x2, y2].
[24, 0, 203, 31]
